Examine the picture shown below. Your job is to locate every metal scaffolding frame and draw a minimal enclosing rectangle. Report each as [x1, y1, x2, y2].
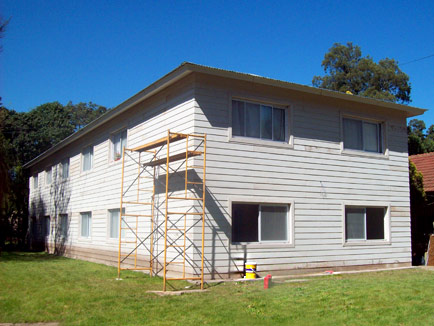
[117, 130, 206, 291]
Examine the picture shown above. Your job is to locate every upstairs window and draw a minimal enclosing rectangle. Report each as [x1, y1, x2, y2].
[112, 130, 127, 161]
[343, 118, 383, 153]
[82, 146, 93, 172]
[345, 206, 386, 241]
[45, 167, 52, 185]
[232, 203, 289, 243]
[61, 158, 69, 179]
[232, 100, 286, 142]
[33, 174, 39, 189]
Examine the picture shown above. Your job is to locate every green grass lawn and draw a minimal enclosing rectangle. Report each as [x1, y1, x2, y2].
[1, 252, 434, 326]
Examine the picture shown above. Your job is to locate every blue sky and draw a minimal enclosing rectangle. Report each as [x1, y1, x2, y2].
[2, 1, 434, 127]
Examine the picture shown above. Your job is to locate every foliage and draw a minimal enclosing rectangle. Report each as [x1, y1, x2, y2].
[2, 252, 434, 325]
[313, 42, 411, 104]
[408, 119, 434, 155]
[0, 102, 108, 249]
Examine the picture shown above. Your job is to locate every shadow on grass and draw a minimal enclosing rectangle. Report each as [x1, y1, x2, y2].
[0, 251, 66, 263]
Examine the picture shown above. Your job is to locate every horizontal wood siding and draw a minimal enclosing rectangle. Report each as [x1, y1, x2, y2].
[191, 73, 412, 278]
[28, 72, 413, 279]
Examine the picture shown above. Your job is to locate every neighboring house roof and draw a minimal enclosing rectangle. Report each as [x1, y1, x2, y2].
[23, 62, 428, 169]
[410, 152, 434, 192]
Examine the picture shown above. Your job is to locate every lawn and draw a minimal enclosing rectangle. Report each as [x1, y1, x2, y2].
[1, 252, 433, 326]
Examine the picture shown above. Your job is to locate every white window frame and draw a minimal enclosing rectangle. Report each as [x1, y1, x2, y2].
[342, 202, 391, 246]
[80, 212, 92, 238]
[58, 214, 68, 238]
[33, 174, 39, 189]
[111, 129, 127, 162]
[61, 158, 70, 180]
[45, 167, 52, 185]
[229, 97, 293, 149]
[81, 145, 94, 172]
[107, 208, 126, 240]
[340, 113, 389, 158]
[229, 197, 295, 248]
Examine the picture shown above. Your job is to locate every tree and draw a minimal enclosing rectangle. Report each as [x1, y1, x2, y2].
[313, 42, 411, 104]
[408, 119, 434, 155]
[0, 102, 109, 250]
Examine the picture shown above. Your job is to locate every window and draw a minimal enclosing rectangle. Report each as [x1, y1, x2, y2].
[80, 212, 92, 237]
[343, 118, 383, 153]
[232, 100, 286, 142]
[33, 174, 39, 189]
[232, 203, 289, 243]
[61, 158, 69, 179]
[82, 146, 93, 171]
[112, 130, 127, 161]
[45, 167, 52, 185]
[345, 206, 386, 241]
[59, 214, 68, 238]
[42, 216, 50, 237]
[109, 209, 126, 239]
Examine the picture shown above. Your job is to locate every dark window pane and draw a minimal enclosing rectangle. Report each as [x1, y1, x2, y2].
[260, 205, 287, 241]
[343, 118, 363, 150]
[345, 207, 365, 240]
[366, 207, 385, 240]
[232, 100, 245, 136]
[260, 105, 272, 140]
[273, 108, 285, 141]
[245, 103, 260, 138]
[232, 204, 259, 242]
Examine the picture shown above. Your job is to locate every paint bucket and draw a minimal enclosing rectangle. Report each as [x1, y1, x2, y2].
[245, 261, 257, 279]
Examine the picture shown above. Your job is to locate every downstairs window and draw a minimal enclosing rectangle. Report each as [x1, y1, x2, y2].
[232, 203, 289, 243]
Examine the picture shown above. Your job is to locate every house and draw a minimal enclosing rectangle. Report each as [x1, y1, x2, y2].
[25, 62, 426, 281]
[409, 152, 434, 264]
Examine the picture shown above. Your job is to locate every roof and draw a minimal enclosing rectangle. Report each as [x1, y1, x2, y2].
[24, 62, 428, 168]
[410, 152, 434, 192]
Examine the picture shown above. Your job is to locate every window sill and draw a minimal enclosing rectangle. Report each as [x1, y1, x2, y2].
[229, 136, 293, 149]
[343, 240, 391, 247]
[78, 236, 92, 242]
[341, 149, 389, 160]
[231, 241, 295, 250]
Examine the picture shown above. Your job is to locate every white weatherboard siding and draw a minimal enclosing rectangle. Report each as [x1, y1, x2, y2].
[28, 68, 415, 279]
[191, 74, 411, 277]
[29, 76, 199, 274]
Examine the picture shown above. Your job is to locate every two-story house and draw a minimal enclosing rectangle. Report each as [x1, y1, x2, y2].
[25, 62, 426, 280]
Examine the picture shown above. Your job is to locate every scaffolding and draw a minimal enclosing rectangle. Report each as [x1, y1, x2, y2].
[117, 130, 206, 291]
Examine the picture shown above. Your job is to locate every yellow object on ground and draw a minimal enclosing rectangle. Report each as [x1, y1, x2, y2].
[245, 261, 257, 279]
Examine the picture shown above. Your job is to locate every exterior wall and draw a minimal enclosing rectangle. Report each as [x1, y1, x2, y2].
[192, 73, 412, 278]
[28, 71, 413, 279]
[28, 75, 199, 275]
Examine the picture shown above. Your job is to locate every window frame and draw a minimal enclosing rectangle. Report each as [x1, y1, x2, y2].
[61, 158, 70, 180]
[110, 129, 128, 162]
[45, 167, 52, 185]
[58, 214, 68, 239]
[340, 113, 388, 158]
[342, 202, 391, 246]
[107, 208, 126, 240]
[229, 197, 295, 248]
[229, 97, 293, 148]
[81, 145, 94, 172]
[79, 211, 92, 239]
[33, 174, 39, 190]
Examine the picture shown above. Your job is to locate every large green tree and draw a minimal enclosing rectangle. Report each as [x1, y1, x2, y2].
[313, 42, 411, 104]
[0, 102, 109, 249]
[408, 119, 434, 155]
